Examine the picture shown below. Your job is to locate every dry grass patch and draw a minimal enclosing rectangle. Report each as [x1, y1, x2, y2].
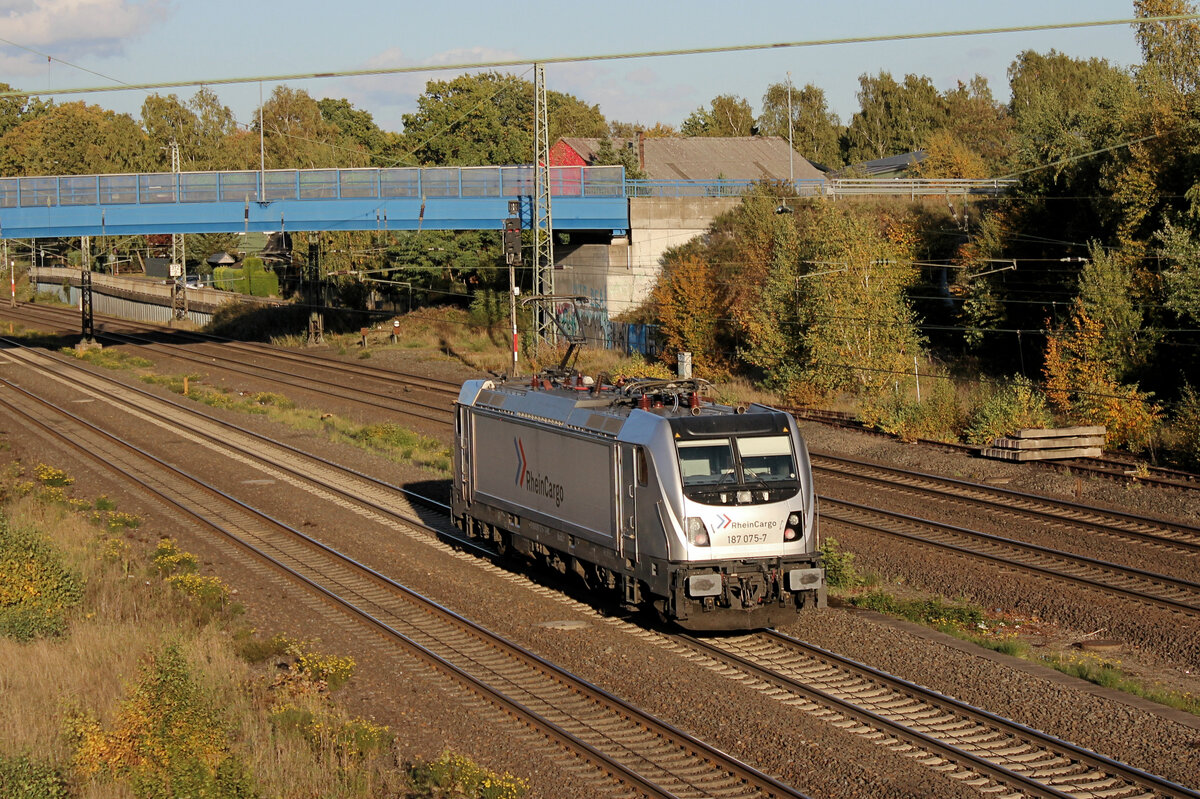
[0, 457, 527, 798]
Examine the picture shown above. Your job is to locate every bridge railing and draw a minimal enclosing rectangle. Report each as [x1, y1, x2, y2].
[826, 178, 1018, 198]
[627, 177, 1019, 199]
[0, 164, 627, 208]
[0, 167, 1020, 210]
[626, 178, 827, 198]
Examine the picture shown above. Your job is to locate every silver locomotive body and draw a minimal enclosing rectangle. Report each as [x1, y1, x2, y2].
[452, 377, 824, 630]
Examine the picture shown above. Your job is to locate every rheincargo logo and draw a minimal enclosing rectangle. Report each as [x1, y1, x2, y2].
[715, 514, 778, 531]
[514, 437, 565, 507]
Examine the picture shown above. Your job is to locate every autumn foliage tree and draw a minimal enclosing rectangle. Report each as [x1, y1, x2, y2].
[649, 252, 728, 375]
[1042, 309, 1161, 451]
[650, 185, 925, 400]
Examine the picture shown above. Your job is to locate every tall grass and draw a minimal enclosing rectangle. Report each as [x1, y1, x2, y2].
[0, 462, 527, 798]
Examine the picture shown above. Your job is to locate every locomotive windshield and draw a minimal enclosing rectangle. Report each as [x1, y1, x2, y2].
[676, 434, 799, 504]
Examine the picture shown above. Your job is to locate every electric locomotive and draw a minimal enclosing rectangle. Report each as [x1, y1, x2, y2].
[452, 374, 824, 630]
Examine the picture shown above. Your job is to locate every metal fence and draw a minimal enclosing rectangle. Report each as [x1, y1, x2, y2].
[2, 167, 1022, 210]
[825, 178, 1018, 198]
[0, 165, 627, 208]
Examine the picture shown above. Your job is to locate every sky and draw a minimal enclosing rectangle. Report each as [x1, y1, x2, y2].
[0, 0, 1153, 137]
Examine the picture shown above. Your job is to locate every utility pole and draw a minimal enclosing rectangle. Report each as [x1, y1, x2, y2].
[504, 200, 523, 375]
[787, 72, 794, 184]
[6, 238, 13, 308]
[80, 235, 94, 343]
[533, 63, 555, 356]
[168, 139, 187, 321]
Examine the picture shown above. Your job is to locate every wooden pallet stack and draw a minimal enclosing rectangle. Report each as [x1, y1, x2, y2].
[980, 425, 1106, 462]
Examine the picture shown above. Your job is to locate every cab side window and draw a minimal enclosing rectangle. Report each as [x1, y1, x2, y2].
[636, 447, 648, 487]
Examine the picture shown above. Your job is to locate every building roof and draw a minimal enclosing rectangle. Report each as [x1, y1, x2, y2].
[833, 150, 926, 178]
[559, 136, 825, 182]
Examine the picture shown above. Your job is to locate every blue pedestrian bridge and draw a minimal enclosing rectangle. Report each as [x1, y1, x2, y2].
[0, 164, 638, 239]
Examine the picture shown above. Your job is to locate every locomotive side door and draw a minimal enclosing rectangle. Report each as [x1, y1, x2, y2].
[618, 444, 638, 562]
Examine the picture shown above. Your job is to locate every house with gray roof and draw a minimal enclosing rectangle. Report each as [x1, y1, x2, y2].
[551, 135, 825, 183]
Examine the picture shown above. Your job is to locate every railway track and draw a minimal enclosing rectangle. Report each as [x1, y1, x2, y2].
[0, 303, 461, 422]
[16, 299, 1197, 495]
[821, 496, 1200, 616]
[794, 407, 1199, 492]
[0, 354, 810, 799]
[679, 630, 1199, 799]
[813, 453, 1200, 553]
[6, 322, 1198, 619]
[4, 337, 1197, 796]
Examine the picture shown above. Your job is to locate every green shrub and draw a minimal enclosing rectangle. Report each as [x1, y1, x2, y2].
[67, 642, 254, 799]
[819, 537, 859, 588]
[0, 516, 84, 641]
[859, 377, 964, 443]
[0, 754, 69, 799]
[848, 590, 984, 631]
[1169, 384, 1200, 469]
[964, 375, 1053, 445]
[166, 573, 230, 613]
[152, 538, 197, 577]
[468, 289, 507, 329]
[407, 751, 528, 799]
[268, 704, 392, 762]
[232, 630, 292, 663]
[211, 265, 247, 294]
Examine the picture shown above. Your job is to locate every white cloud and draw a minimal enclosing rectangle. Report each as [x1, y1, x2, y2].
[0, 0, 167, 58]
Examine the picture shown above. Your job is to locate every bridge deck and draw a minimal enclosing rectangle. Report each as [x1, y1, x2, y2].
[0, 164, 629, 238]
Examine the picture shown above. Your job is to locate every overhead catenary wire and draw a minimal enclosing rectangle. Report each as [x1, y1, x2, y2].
[1, 15, 1195, 100]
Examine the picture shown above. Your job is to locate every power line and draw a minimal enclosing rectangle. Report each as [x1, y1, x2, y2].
[0, 15, 1194, 99]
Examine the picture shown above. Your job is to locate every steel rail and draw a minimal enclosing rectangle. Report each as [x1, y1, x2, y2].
[0, 375, 810, 799]
[813, 451, 1200, 545]
[683, 629, 1200, 799]
[821, 497, 1200, 615]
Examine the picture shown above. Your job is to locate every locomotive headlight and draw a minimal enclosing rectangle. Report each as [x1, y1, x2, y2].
[686, 516, 711, 547]
[784, 512, 802, 542]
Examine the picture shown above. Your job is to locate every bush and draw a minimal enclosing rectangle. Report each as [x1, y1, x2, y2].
[819, 537, 859, 588]
[0, 754, 69, 799]
[1168, 384, 1200, 469]
[858, 376, 964, 443]
[407, 751, 528, 799]
[964, 375, 1053, 445]
[848, 590, 984, 632]
[67, 642, 255, 798]
[153, 538, 197, 577]
[297, 650, 356, 690]
[0, 516, 84, 641]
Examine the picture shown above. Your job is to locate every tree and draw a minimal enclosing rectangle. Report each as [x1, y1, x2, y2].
[1134, 0, 1200, 96]
[1008, 50, 1135, 189]
[940, 76, 1013, 171]
[1156, 222, 1200, 324]
[609, 121, 676, 138]
[914, 129, 989, 179]
[0, 83, 48, 141]
[141, 93, 202, 171]
[401, 72, 606, 166]
[1042, 309, 1161, 451]
[318, 97, 403, 165]
[188, 88, 245, 170]
[590, 137, 646, 179]
[0, 101, 147, 175]
[650, 252, 728, 375]
[1075, 244, 1151, 380]
[680, 94, 755, 137]
[256, 86, 343, 169]
[758, 82, 843, 168]
[843, 72, 945, 164]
